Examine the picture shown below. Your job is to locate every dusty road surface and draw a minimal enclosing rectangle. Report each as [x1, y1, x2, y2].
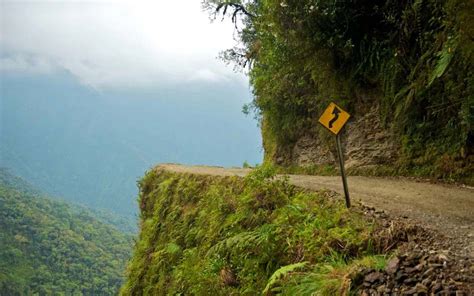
[157, 164, 474, 256]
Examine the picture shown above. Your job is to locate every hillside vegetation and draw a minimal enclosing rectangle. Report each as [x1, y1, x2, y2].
[122, 165, 391, 295]
[204, 0, 473, 182]
[0, 169, 133, 295]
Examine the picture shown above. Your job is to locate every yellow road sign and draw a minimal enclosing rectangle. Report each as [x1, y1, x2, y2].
[318, 102, 350, 135]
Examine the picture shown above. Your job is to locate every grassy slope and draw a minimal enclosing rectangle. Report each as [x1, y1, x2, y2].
[122, 165, 388, 295]
[0, 170, 133, 295]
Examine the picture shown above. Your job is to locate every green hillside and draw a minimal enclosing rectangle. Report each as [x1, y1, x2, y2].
[0, 169, 133, 295]
[122, 165, 387, 295]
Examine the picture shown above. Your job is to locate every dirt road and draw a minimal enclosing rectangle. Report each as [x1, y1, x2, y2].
[157, 164, 474, 256]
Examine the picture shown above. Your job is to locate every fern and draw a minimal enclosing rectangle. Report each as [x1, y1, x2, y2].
[428, 37, 458, 86]
[208, 231, 262, 257]
[262, 261, 308, 295]
[208, 224, 276, 257]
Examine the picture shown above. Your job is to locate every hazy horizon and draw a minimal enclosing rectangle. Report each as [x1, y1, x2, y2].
[1, 0, 262, 218]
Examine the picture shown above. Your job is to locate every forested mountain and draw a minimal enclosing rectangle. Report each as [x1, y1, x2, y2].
[0, 169, 133, 295]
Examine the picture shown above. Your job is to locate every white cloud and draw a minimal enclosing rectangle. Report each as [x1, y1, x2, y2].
[0, 0, 245, 89]
[188, 68, 223, 82]
[0, 54, 54, 74]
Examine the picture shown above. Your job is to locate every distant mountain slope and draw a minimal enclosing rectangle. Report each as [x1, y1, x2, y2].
[1, 73, 262, 218]
[0, 170, 133, 295]
[0, 167, 42, 196]
[0, 167, 138, 233]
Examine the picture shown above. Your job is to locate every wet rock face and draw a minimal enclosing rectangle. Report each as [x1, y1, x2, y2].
[358, 249, 473, 295]
[285, 105, 399, 169]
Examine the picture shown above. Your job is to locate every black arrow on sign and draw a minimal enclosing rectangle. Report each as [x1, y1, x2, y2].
[328, 106, 341, 128]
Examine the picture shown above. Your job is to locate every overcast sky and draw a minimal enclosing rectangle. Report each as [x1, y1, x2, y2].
[0, 0, 244, 89]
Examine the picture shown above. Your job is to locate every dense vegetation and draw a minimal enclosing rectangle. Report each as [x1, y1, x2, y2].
[0, 169, 133, 295]
[204, 0, 473, 181]
[122, 165, 388, 295]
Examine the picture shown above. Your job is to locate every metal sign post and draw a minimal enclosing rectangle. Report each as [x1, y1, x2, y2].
[336, 133, 351, 208]
[318, 102, 351, 208]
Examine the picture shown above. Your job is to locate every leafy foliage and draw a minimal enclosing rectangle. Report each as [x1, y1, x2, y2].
[0, 170, 133, 295]
[204, 0, 474, 180]
[122, 165, 385, 295]
[278, 254, 387, 296]
[262, 261, 308, 294]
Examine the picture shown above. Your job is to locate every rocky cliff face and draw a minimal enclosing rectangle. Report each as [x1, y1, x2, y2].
[344, 105, 399, 169]
[273, 104, 399, 170]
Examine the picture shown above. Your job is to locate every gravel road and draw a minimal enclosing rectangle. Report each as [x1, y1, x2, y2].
[156, 163, 474, 256]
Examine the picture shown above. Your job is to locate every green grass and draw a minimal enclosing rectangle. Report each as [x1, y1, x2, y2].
[122, 164, 389, 295]
[276, 254, 387, 296]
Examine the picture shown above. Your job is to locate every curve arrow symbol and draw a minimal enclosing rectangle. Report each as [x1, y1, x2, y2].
[328, 106, 341, 128]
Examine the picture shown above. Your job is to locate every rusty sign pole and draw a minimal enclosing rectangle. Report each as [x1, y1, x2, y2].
[336, 133, 351, 208]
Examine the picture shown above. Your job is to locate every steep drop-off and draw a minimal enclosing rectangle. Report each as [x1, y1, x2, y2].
[122, 165, 472, 295]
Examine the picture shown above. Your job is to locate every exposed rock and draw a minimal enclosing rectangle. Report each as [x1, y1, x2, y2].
[386, 257, 400, 274]
[415, 283, 428, 293]
[291, 135, 335, 165]
[354, 212, 473, 295]
[364, 271, 383, 283]
[432, 282, 442, 292]
[344, 105, 399, 169]
[285, 104, 400, 169]
[395, 271, 408, 282]
[403, 286, 418, 295]
[376, 284, 386, 294]
[438, 253, 449, 262]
